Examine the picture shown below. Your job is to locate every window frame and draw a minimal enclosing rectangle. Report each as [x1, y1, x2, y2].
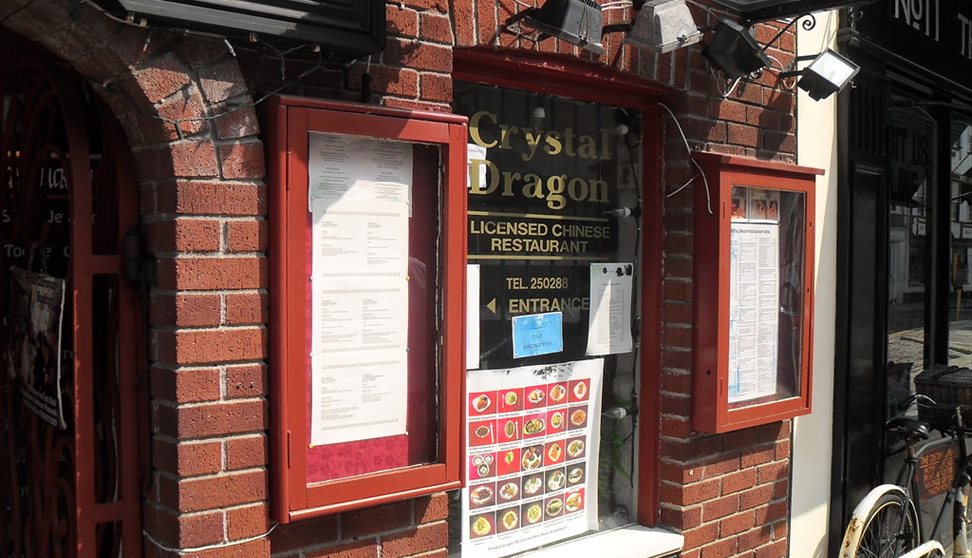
[454, 48, 667, 527]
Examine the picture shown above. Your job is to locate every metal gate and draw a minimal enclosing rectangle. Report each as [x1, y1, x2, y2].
[0, 53, 143, 558]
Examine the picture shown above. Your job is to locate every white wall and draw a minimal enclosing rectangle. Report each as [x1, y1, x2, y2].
[790, 10, 840, 558]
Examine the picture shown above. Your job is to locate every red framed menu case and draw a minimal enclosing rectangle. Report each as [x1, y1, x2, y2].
[264, 96, 467, 522]
[692, 152, 822, 433]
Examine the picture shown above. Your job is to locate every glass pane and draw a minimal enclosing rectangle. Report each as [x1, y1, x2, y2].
[948, 116, 972, 367]
[452, 81, 642, 553]
[93, 274, 122, 503]
[305, 140, 440, 482]
[727, 186, 805, 408]
[886, 105, 935, 415]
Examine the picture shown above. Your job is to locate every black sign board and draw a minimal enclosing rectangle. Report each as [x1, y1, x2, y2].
[853, 1, 972, 93]
[455, 83, 630, 370]
[117, 0, 385, 55]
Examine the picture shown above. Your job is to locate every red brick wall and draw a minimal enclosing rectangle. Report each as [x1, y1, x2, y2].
[2, 0, 801, 556]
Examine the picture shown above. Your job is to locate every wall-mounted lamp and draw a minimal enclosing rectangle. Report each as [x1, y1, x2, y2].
[515, 0, 605, 55]
[702, 19, 770, 80]
[625, 0, 702, 53]
[781, 48, 860, 101]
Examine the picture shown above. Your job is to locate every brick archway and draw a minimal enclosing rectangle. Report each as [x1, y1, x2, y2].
[1, 2, 271, 556]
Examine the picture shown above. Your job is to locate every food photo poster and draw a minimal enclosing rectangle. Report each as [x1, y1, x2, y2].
[461, 359, 603, 558]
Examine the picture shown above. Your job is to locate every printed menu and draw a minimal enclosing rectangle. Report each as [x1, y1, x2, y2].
[728, 222, 779, 403]
[462, 359, 603, 558]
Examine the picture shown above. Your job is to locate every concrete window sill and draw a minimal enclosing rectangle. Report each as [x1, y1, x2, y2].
[518, 525, 684, 558]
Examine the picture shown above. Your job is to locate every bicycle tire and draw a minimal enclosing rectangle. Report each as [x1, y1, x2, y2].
[840, 490, 920, 558]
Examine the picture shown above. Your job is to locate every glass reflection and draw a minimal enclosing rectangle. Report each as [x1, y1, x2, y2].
[949, 118, 972, 367]
[886, 105, 934, 415]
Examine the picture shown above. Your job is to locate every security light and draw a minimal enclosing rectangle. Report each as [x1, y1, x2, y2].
[521, 0, 605, 55]
[791, 48, 860, 101]
[626, 0, 702, 53]
[702, 19, 770, 79]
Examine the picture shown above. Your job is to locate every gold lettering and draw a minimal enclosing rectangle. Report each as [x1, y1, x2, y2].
[577, 134, 598, 159]
[546, 175, 567, 210]
[545, 132, 562, 155]
[470, 159, 499, 195]
[470, 111, 498, 148]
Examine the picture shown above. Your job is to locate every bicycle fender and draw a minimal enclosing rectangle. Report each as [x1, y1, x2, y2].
[839, 484, 911, 558]
[898, 541, 945, 558]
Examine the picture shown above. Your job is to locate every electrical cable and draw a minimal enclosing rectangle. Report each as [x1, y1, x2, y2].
[143, 523, 279, 554]
[657, 103, 713, 215]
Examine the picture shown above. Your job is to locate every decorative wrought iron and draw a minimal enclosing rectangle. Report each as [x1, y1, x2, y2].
[0, 51, 142, 558]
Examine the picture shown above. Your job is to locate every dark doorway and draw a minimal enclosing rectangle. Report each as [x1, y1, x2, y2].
[0, 34, 144, 558]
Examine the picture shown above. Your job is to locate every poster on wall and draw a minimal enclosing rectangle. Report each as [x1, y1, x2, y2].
[308, 132, 412, 446]
[462, 359, 603, 558]
[728, 222, 780, 403]
[2, 267, 66, 429]
[586, 263, 633, 356]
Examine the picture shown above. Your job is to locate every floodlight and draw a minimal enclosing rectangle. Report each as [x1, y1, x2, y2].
[626, 0, 702, 53]
[522, 0, 605, 55]
[792, 48, 860, 101]
[702, 19, 770, 79]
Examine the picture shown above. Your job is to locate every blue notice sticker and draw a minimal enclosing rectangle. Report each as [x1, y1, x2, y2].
[511, 312, 564, 359]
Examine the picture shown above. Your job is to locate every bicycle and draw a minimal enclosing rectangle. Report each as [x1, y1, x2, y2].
[839, 394, 972, 558]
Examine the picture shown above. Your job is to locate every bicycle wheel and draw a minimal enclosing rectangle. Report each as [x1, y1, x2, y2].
[841, 491, 920, 558]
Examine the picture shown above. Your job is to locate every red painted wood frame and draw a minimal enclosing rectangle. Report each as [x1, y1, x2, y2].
[456, 48, 669, 527]
[691, 152, 823, 433]
[265, 96, 467, 522]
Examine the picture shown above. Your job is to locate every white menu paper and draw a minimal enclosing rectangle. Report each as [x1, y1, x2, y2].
[728, 222, 779, 403]
[308, 132, 412, 446]
[586, 263, 634, 356]
[308, 132, 413, 211]
[467, 264, 481, 370]
[462, 359, 603, 558]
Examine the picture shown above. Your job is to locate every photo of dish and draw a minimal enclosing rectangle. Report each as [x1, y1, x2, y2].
[475, 424, 492, 439]
[567, 439, 585, 458]
[504, 391, 518, 406]
[503, 420, 517, 439]
[501, 510, 518, 530]
[565, 491, 583, 512]
[525, 503, 543, 524]
[546, 470, 566, 491]
[568, 467, 584, 484]
[470, 485, 494, 506]
[472, 394, 491, 413]
[472, 454, 494, 477]
[471, 515, 492, 537]
[572, 382, 588, 400]
[545, 498, 563, 517]
[502, 450, 515, 465]
[570, 409, 587, 426]
[521, 447, 542, 470]
[499, 481, 519, 500]
[523, 418, 545, 436]
[527, 388, 545, 404]
[549, 384, 567, 402]
[549, 411, 564, 429]
[523, 474, 543, 496]
[547, 443, 562, 463]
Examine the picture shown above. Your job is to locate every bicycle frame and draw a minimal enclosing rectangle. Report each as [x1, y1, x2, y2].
[897, 431, 972, 556]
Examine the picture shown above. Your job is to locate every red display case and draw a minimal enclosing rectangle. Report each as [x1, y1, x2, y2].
[692, 152, 822, 433]
[264, 96, 467, 522]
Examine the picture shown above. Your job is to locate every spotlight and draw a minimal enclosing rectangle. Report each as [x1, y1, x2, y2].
[702, 19, 770, 79]
[521, 0, 605, 55]
[626, 0, 702, 53]
[785, 49, 860, 101]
